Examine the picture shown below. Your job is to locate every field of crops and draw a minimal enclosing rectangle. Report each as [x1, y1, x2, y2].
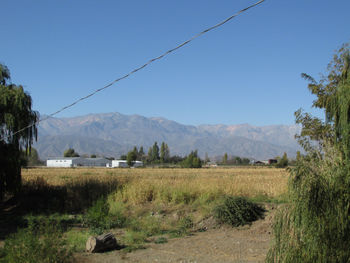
[22, 166, 289, 203]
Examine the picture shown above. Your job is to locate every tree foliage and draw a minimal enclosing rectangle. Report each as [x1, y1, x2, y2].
[22, 148, 44, 167]
[126, 149, 137, 167]
[267, 43, 350, 262]
[275, 152, 288, 168]
[181, 150, 202, 168]
[160, 142, 170, 163]
[0, 64, 38, 201]
[63, 148, 79, 157]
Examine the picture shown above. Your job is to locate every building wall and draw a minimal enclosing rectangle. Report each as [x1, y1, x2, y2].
[111, 160, 128, 168]
[47, 159, 73, 167]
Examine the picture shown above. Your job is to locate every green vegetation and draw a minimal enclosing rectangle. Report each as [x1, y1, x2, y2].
[214, 196, 265, 227]
[21, 148, 44, 167]
[267, 43, 350, 262]
[0, 64, 39, 202]
[0, 217, 72, 263]
[275, 152, 288, 168]
[181, 150, 202, 168]
[63, 148, 80, 157]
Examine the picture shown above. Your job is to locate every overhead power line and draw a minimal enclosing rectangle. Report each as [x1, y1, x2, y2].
[1, 0, 265, 142]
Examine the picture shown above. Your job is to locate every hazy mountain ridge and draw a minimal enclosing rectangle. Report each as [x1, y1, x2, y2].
[35, 112, 301, 160]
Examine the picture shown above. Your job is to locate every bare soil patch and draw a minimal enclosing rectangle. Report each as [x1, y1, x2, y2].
[75, 204, 277, 263]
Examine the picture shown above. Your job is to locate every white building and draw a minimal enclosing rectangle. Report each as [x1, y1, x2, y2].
[47, 157, 83, 168]
[111, 160, 128, 168]
[111, 160, 143, 168]
[47, 157, 111, 167]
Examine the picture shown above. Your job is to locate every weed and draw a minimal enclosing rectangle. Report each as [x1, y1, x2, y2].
[169, 216, 193, 237]
[83, 198, 113, 234]
[121, 230, 147, 252]
[0, 218, 72, 263]
[214, 196, 265, 227]
[65, 229, 91, 252]
[154, 237, 168, 244]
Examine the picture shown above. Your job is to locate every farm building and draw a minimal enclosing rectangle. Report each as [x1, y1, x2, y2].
[111, 160, 143, 168]
[47, 157, 111, 167]
[47, 157, 83, 168]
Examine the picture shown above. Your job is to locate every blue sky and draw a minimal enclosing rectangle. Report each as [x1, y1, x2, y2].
[1, 0, 349, 126]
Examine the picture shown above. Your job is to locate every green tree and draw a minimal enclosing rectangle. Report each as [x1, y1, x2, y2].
[151, 142, 160, 163]
[234, 156, 242, 165]
[0, 64, 38, 201]
[63, 148, 79, 157]
[181, 150, 202, 168]
[90, 154, 97, 158]
[160, 142, 170, 163]
[23, 147, 44, 166]
[138, 146, 145, 160]
[267, 43, 350, 262]
[222, 153, 228, 164]
[276, 152, 288, 168]
[126, 150, 137, 167]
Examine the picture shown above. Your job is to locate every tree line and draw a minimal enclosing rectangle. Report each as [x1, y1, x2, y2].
[123, 142, 202, 168]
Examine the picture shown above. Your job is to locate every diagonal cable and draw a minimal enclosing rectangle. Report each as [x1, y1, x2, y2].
[1, 0, 265, 141]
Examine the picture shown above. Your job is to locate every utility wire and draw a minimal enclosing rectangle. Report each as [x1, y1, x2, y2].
[1, 0, 265, 142]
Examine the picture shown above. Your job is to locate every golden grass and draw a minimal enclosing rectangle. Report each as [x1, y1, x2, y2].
[22, 167, 289, 205]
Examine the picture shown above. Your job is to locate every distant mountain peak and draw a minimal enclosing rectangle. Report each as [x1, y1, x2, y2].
[35, 112, 301, 160]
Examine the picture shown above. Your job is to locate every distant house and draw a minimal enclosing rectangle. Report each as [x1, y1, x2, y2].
[47, 157, 111, 167]
[268, 159, 278, 165]
[111, 160, 143, 168]
[206, 161, 218, 167]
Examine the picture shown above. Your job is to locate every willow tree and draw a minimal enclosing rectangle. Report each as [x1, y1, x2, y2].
[0, 64, 39, 201]
[267, 43, 350, 262]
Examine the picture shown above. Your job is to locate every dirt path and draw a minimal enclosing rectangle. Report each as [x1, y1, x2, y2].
[76, 205, 277, 263]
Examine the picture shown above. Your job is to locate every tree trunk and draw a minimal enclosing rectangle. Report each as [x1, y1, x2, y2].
[86, 232, 118, 253]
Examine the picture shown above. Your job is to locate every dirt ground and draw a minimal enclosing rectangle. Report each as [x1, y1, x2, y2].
[75, 204, 277, 263]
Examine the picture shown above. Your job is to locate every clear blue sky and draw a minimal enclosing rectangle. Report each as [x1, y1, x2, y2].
[1, 0, 349, 126]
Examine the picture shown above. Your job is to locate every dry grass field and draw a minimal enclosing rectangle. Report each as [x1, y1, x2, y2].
[22, 166, 289, 201]
[0, 167, 290, 262]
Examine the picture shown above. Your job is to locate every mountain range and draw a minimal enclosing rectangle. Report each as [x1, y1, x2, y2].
[34, 112, 302, 160]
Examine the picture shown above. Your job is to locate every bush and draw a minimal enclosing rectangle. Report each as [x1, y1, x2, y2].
[0, 218, 72, 263]
[83, 198, 113, 234]
[214, 196, 265, 227]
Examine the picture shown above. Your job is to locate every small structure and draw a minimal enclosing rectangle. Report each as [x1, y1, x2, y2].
[111, 160, 143, 168]
[206, 161, 218, 167]
[111, 160, 128, 168]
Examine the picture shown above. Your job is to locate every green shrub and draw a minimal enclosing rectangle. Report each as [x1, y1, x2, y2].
[83, 198, 113, 234]
[214, 196, 265, 227]
[0, 218, 72, 263]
